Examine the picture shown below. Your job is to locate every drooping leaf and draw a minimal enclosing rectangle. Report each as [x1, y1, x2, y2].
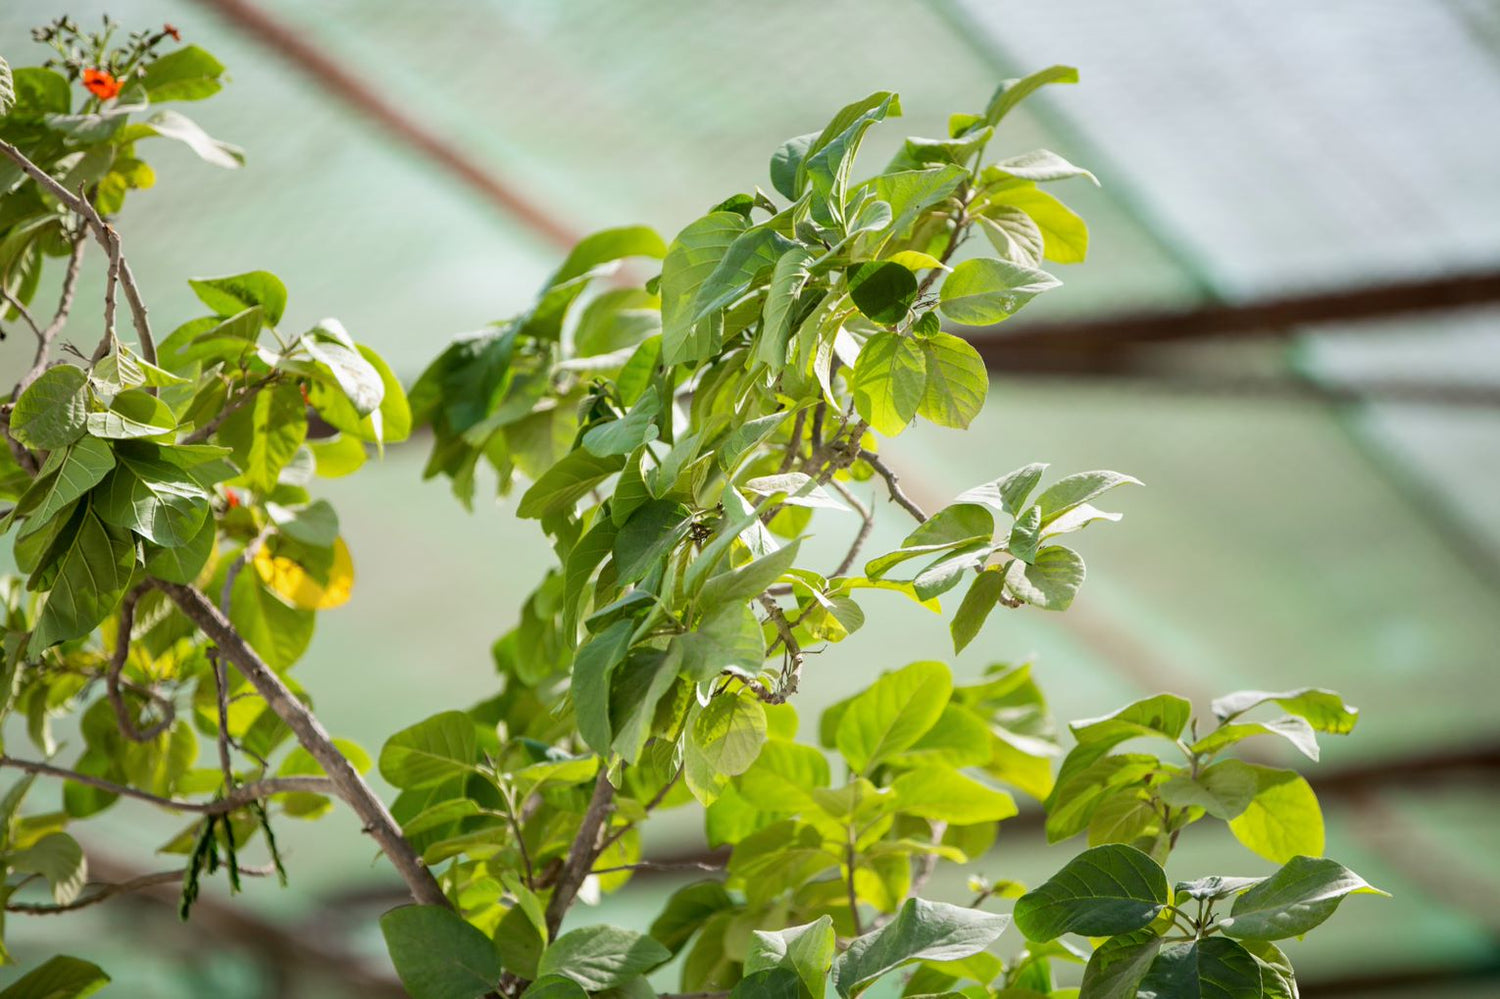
[833, 897, 1010, 997]
[746, 916, 837, 999]
[379, 711, 479, 789]
[1003, 545, 1085, 610]
[851, 332, 926, 437]
[1218, 855, 1387, 941]
[29, 505, 135, 654]
[915, 333, 988, 429]
[537, 925, 670, 991]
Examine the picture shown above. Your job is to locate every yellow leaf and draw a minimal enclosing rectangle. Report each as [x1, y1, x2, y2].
[254, 537, 354, 610]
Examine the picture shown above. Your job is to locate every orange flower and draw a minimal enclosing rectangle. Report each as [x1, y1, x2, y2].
[163, 23, 181, 41]
[81, 68, 121, 100]
[225, 490, 241, 510]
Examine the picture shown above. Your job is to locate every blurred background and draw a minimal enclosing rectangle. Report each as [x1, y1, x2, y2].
[1, 1, 1498, 995]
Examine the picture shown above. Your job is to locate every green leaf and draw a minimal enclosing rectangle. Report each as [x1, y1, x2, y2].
[1218, 855, 1386, 941]
[1003, 546, 1085, 610]
[537, 925, 670, 991]
[0, 57, 13, 116]
[697, 538, 801, 608]
[1240, 940, 1298, 999]
[758, 248, 814, 370]
[379, 905, 502, 999]
[583, 388, 661, 458]
[572, 619, 635, 755]
[1228, 766, 1324, 864]
[0, 955, 110, 998]
[140, 45, 224, 102]
[746, 917, 837, 999]
[1070, 693, 1193, 748]
[804, 92, 901, 226]
[677, 603, 766, 683]
[938, 258, 1059, 326]
[1013, 845, 1168, 942]
[684, 692, 768, 804]
[977, 207, 1045, 267]
[660, 213, 748, 365]
[379, 711, 479, 789]
[95, 447, 211, 547]
[770, 132, 817, 200]
[521, 976, 588, 999]
[146, 110, 244, 169]
[144, 510, 216, 584]
[228, 569, 314, 669]
[650, 880, 734, 955]
[29, 505, 135, 654]
[552, 225, 668, 286]
[950, 565, 1005, 653]
[516, 450, 625, 519]
[957, 463, 1048, 517]
[1159, 759, 1259, 820]
[9, 831, 86, 904]
[848, 262, 918, 326]
[891, 767, 1017, 824]
[833, 897, 1010, 997]
[693, 226, 797, 320]
[732, 967, 801, 999]
[1191, 716, 1322, 762]
[219, 383, 307, 494]
[915, 333, 988, 429]
[302, 319, 384, 417]
[1034, 471, 1141, 526]
[10, 365, 87, 450]
[983, 66, 1079, 126]
[8, 436, 115, 531]
[1078, 929, 1162, 999]
[835, 661, 951, 774]
[1136, 938, 1262, 999]
[613, 499, 690, 585]
[989, 149, 1097, 185]
[1211, 688, 1358, 734]
[851, 332, 926, 437]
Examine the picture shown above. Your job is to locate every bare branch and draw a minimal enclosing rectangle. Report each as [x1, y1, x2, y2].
[181, 374, 279, 446]
[544, 770, 616, 936]
[830, 480, 874, 578]
[757, 593, 804, 698]
[6, 864, 276, 915]
[15, 233, 89, 398]
[858, 449, 928, 523]
[589, 859, 724, 876]
[0, 138, 155, 363]
[156, 580, 449, 909]
[0, 288, 44, 342]
[209, 647, 236, 792]
[106, 584, 175, 743]
[0, 755, 331, 815]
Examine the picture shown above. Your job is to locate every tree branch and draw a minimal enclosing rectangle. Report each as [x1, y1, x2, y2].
[15, 233, 88, 399]
[155, 581, 449, 909]
[6, 864, 275, 915]
[589, 859, 723, 876]
[0, 755, 330, 814]
[544, 770, 616, 936]
[858, 449, 928, 522]
[0, 138, 155, 363]
[106, 584, 175, 743]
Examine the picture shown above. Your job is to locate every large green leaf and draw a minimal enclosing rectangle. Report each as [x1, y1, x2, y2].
[516, 449, 625, 519]
[983, 66, 1079, 126]
[537, 925, 670, 991]
[1135, 938, 1262, 999]
[851, 332, 926, 437]
[8, 831, 86, 904]
[1013, 845, 1168, 941]
[684, 692, 768, 804]
[1159, 759, 1259, 821]
[746, 917, 838, 999]
[1004, 545, 1085, 611]
[302, 319, 384, 417]
[693, 226, 797, 320]
[915, 333, 988, 429]
[1079, 929, 1163, 999]
[1219, 856, 1386, 941]
[1070, 693, 1193, 748]
[950, 565, 1005, 653]
[938, 258, 1059, 326]
[613, 499, 689, 584]
[140, 45, 225, 102]
[660, 212, 747, 365]
[379, 905, 502, 999]
[8, 436, 114, 530]
[551, 225, 667, 286]
[1227, 766, 1324, 864]
[218, 382, 308, 494]
[379, 711, 479, 789]
[29, 505, 135, 654]
[847, 262, 917, 326]
[835, 660, 950, 774]
[189, 271, 287, 325]
[10, 365, 88, 450]
[572, 619, 635, 755]
[95, 446, 211, 547]
[228, 569, 314, 670]
[0, 955, 110, 998]
[1034, 471, 1141, 526]
[832, 897, 1010, 997]
[891, 767, 1016, 824]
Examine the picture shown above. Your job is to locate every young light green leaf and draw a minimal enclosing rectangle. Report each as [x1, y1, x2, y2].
[835, 660, 951, 774]
[1211, 688, 1358, 734]
[1228, 766, 1325, 864]
[950, 565, 1005, 653]
[1159, 759, 1259, 820]
[916, 333, 988, 429]
[1070, 693, 1193, 748]
[684, 692, 768, 804]
[1013, 844, 1168, 941]
[1034, 470, 1141, 525]
[147, 109, 244, 169]
[983, 66, 1079, 126]
[851, 332, 926, 437]
[938, 258, 1059, 326]
[0, 955, 110, 999]
[746, 916, 837, 999]
[891, 767, 1017, 824]
[9, 831, 86, 904]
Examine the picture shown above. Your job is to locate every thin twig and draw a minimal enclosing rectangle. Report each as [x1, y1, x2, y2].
[858, 449, 928, 522]
[220, 526, 272, 615]
[597, 765, 681, 854]
[589, 859, 724, 876]
[15, 233, 88, 399]
[543, 770, 616, 936]
[209, 648, 236, 792]
[6, 864, 276, 915]
[106, 585, 175, 743]
[0, 756, 331, 815]
[181, 374, 279, 445]
[776, 408, 807, 474]
[0, 288, 43, 341]
[757, 593, 804, 698]
[830, 480, 874, 578]
[157, 581, 449, 909]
